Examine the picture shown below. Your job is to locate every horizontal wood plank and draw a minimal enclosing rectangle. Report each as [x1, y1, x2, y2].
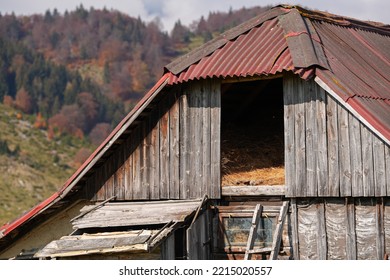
[222, 185, 285, 196]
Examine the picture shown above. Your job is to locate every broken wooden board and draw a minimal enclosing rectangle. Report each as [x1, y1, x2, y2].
[72, 199, 203, 230]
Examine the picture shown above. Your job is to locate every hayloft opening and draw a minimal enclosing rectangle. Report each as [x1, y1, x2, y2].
[221, 78, 284, 186]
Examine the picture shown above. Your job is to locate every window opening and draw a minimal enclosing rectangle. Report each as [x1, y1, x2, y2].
[221, 78, 284, 186]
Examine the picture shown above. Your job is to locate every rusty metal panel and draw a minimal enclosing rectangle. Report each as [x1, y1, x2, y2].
[169, 17, 315, 85]
[165, 7, 289, 75]
[314, 20, 390, 141]
[279, 9, 329, 69]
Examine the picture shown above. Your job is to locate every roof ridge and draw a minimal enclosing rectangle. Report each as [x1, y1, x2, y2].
[279, 8, 330, 70]
[285, 5, 390, 34]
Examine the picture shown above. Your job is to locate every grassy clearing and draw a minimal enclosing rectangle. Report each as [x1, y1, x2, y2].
[0, 104, 91, 226]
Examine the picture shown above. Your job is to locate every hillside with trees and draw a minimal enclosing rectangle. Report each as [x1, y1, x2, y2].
[0, 5, 270, 225]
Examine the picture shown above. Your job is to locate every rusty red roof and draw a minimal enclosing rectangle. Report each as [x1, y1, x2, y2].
[166, 5, 390, 141]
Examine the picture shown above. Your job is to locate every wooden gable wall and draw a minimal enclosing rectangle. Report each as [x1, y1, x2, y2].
[85, 79, 221, 201]
[284, 74, 390, 198]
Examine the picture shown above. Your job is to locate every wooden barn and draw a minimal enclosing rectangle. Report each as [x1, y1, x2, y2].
[1, 5, 389, 260]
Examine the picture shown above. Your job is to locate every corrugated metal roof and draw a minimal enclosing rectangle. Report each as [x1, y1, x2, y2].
[167, 5, 390, 142]
[165, 7, 290, 75]
[313, 20, 390, 140]
[169, 15, 316, 84]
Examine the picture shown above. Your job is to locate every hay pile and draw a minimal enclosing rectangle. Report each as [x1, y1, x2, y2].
[221, 123, 285, 186]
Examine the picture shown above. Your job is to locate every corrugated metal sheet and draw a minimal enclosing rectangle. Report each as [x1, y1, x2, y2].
[167, 6, 389, 141]
[165, 7, 289, 75]
[169, 17, 314, 84]
[313, 20, 390, 140]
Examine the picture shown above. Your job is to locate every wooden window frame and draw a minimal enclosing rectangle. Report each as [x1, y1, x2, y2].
[217, 206, 279, 254]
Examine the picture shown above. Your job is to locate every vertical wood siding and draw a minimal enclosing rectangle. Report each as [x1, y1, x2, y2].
[284, 74, 389, 197]
[294, 198, 390, 259]
[86, 79, 221, 201]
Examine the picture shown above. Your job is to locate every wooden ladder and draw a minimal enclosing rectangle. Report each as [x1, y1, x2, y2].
[244, 201, 289, 260]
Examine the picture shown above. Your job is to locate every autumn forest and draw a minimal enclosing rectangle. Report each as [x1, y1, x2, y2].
[0, 4, 269, 224]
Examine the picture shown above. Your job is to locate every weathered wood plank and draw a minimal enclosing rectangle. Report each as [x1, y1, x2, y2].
[270, 201, 289, 260]
[126, 130, 138, 200]
[283, 75, 296, 197]
[290, 198, 300, 260]
[169, 90, 180, 199]
[384, 199, 390, 257]
[192, 82, 203, 198]
[105, 155, 115, 200]
[187, 210, 211, 260]
[373, 137, 386, 196]
[74, 200, 202, 229]
[316, 199, 327, 259]
[86, 170, 96, 200]
[315, 86, 329, 196]
[349, 115, 363, 196]
[376, 198, 385, 260]
[95, 165, 104, 201]
[361, 125, 374, 196]
[210, 80, 221, 198]
[36, 230, 154, 258]
[202, 81, 211, 198]
[222, 185, 285, 196]
[325, 199, 346, 259]
[131, 126, 142, 199]
[305, 81, 317, 197]
[124, 137, 132, 200]
[345, 198, 357, 259]
[159, 95, 170, 199]
[179, 91, 190, 199]
[161, 233, 175, 260]
[338, 106, 352, 196]
[150, 110, 160, 199]
[326, 95, 340, 196]
[294, 79, 306, 197]
[119, 142, 129, 200]
[141, 119, 150, 199]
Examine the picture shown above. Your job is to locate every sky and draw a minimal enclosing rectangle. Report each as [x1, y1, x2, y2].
[0, 0, 389, 32]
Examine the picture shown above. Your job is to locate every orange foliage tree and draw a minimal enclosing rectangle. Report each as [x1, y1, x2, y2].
[14, 87, 33, 114]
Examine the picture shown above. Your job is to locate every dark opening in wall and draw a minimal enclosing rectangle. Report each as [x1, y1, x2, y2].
[221, 78, 284, 186]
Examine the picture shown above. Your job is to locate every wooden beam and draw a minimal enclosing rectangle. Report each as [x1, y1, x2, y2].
[222, 185, 285, 197]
